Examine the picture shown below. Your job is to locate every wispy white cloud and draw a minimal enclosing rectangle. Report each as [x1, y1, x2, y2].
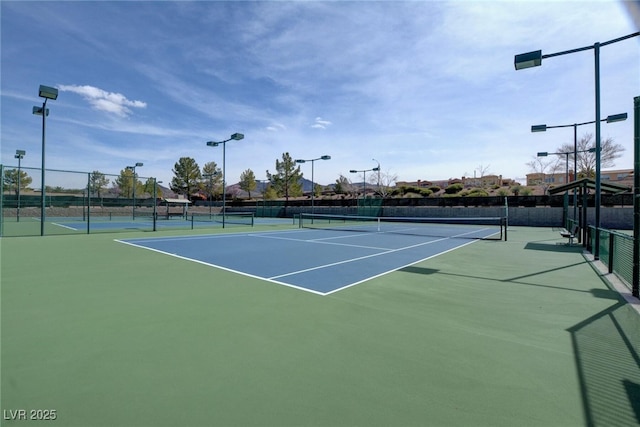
[266, 123, 287, 132]
[311, 117, 332, 130]
[58, 84, 147, 118]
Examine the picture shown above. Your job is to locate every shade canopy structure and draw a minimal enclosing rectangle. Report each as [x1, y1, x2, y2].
[549, 178, 630, 246]
[547, 178, 630, 195]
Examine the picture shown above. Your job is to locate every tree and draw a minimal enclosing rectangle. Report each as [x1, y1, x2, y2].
[556, 133, 624, 178]
[143, 178, 162, 199]
[266, 152, 303, 209]
[334, 174, 352, 195]
[114, 168, 142, 198]
[89, 171, 109, 198]
[239, 169, 257, 199]
[375, 168, 398, 198]
[171, 157, 201, 198]
[3, 168, 32, 195]
[201, 161, 222, 201]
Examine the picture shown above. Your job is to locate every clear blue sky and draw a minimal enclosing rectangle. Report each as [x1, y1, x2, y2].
[1, 1, 638, 189]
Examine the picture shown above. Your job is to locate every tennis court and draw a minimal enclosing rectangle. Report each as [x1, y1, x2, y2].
[2, 222, 639, 426]
[118, 215, 503, 295]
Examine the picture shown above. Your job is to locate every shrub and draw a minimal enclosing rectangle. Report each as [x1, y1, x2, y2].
[468, 188, 489, 197]
[520, 187, 533, 196]
[444, 183, 463, 194]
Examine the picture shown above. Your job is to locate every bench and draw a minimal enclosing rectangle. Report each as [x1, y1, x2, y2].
[559, 225, 579, 245]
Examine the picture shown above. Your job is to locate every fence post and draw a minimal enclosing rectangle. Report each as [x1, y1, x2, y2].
[608, 233, 614, 274]
[87, 173, 91, 234]
[633, 95, 639, 297]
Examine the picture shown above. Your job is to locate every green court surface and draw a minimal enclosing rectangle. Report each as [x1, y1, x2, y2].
[1, 226, 639, 426]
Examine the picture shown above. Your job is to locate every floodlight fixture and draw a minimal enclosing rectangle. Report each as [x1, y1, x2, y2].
[350, 166, 379, 199]
[531, 125, 547, 132]
[127, 163, 143, 219]
[537, 152, 548, 157]
[38, 85, 58, 100]
[34, 83, 58, 235]
[295, 155, 331, 214]
[32, 106, 49, 116]
[14, 150, 26, 222]
[514, 50, 542, 70]
[515, 31, 639, 259]
[205, 132, 245, 227]
[606, 113, 627, 123]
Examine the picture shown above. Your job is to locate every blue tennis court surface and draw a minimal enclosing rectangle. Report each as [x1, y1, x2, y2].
[117, 225, 499, 295]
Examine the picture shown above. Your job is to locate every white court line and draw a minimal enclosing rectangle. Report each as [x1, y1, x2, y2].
[115, 239, 326, 296]
[116, 226, 497, 296]
[249, 233, 395, 251]
[323, 238, 482, 296]
[52, 222, 78, 230]
[269, 236, 452, 280]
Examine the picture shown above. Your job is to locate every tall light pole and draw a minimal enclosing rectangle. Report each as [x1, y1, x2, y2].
[33, 84, 58, 236]
[531, 113, 627, 225]
[372, 158, 380, 194]
[350, 166, 380, 202]
[14, 150, 25, 222]
[203, 171, 219, 217]
[206, 133, 244, 228]
[295, 155, 331, 214]
[515, 31, 639, 259]
[126, 162, 143, 219]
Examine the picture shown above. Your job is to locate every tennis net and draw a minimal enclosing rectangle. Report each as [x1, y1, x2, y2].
[190, 212, 254, 227]
[299, 213, 505, 240]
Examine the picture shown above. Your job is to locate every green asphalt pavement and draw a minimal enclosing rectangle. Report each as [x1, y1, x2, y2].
[1, 226, 639, 426]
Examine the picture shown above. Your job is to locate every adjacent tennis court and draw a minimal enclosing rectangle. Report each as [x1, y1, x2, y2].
[117, 215, 502, 295]
[2, 221, 639, 427]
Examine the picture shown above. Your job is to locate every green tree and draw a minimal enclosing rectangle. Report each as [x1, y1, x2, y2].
[171, 157, 201, 198]
[142, 178, 163, 199]
[263, 186, 278, 200]
[201, 161, 222, 201]
[334, 174, 351, 194]
[266, 152, 303, 210]
[89, 171, 110, 198]
[114, 168, 142, 198]
[3, 168, 32, 195]
[239, 169, 257, 199]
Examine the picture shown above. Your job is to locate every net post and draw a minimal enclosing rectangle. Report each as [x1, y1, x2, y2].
[152, 177, 157, 232]
[503, 217, 507, 241]
[191, 214, 194, 230]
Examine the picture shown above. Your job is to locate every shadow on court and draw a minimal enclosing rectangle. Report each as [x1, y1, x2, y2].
[567, 298, 640, 426]
[399, 261, 593, 294]
[523, 242, 585, 253]
[399, 235, 640, 426]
